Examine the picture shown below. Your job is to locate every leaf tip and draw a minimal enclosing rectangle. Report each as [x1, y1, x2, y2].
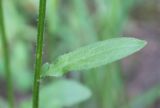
[129, 37, 147, 50]
[138, 39, 147, 49]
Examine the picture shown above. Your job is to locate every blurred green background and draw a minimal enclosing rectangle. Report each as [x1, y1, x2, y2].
[0, 0, 160, 108]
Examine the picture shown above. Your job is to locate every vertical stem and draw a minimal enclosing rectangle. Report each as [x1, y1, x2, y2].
[32, 0, 46, 108]
[0, 0, 14, 108]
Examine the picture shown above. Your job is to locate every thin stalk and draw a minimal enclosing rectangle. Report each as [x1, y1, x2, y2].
[0, 0, 14, 108]
[32, 0, 46, 108]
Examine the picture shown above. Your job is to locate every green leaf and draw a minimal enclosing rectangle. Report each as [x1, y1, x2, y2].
[19, 79, 91, 108]
[41, 62, 50, 77]
[42, 37, 146, 77]
[40, 79, 91, 107]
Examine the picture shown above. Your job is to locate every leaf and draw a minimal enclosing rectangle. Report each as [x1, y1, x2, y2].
[41, 62, 50, 77]
[19, 79, 91, 108]
[11, 41, 33, 91]
[40, 79, 92, 107]
[42, 37, 146, 77]
[19, 99, 32, 108]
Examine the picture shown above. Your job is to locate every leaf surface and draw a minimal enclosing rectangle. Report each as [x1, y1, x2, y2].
[19, 79, 91, 108]
[40, 79, 91, 107]
[43, 37, 146, 77]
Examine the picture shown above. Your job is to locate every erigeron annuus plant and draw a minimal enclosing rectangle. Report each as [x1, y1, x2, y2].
[31, 0, 146, 108]
[0, 0, 153, 108]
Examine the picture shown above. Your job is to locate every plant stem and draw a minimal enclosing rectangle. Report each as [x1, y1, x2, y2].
[32, 0, 47, 108]
[0, 0, 14, 108]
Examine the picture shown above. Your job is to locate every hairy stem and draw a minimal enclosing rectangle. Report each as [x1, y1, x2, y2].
[0, 0, 14, 108]
[32, 0, 47, 108]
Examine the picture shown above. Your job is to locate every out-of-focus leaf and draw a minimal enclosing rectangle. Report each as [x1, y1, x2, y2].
[11, 41, 33, 91]
[0, 0, 37, 42]
[40, 80, 91, 108]
[19, 79, 91, 108]
[2, 1, 25, 40]
[94, 0, 135, 39]
[19, 97, 33, 108]
[0, 98, 8, 108]
[123, 86, 160, 108]
[42, 37, 146, 77]
[3, 1, 21, 37]
[19, 98, 61, 108]
[71, 0, 97, 43]
[0, 41, 33, 91]
[40, 79, 91, 107]
[47, 0, 59, 34]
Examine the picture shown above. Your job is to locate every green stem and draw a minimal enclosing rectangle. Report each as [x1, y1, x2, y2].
[32, 0, 47, 108]
[0, 0, 14, 108]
